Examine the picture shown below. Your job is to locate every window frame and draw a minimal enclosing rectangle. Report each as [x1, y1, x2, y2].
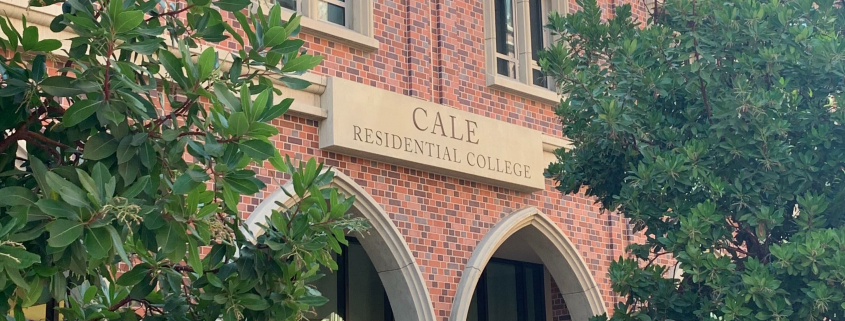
[484, 0, 564, 103]
[313, 0, 351, 27]
[263, 0, 379, 51]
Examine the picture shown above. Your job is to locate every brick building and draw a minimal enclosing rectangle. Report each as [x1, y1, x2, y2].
[235, 1, 652, 320]
[6, 0, 652, 320]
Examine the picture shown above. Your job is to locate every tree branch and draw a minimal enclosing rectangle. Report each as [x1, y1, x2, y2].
[146, 5, 195, 22]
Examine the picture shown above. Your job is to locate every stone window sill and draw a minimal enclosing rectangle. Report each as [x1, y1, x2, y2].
[283, 10, 379, 52]
[486, 74, 562, 105]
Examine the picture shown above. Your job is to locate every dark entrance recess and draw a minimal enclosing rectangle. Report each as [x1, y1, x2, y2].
[310, 238, 395, 321]
[468, 258, 546, 321]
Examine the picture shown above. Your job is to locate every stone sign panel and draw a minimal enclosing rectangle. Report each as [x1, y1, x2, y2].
[319, 77, 546, 191]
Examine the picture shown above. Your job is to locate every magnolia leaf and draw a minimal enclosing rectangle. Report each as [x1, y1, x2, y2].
[240, 139, 274, 160]
[212, 0, 249, 12]
[114, 11, 144, 33]
[116, 264, 151, 286]
[0, 186, 37, 207]
[47, 219, 84, 248]
[0, 246, 41, 269]
[83, 133, 119, 160]
[280, 54, 323, 73]
[41, 76, 85, 97]
[64, 99, 101, 126]
[36, 199, 80, 221]
[84, 227, 113, 259]
[44, 172, 88, 208]
[263, 26, 287, 48]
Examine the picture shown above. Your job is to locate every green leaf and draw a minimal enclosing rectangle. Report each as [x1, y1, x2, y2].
[122, 176, 149, 198]
[21, 26, 38, 51]
[83, 133, 119, 160]
[159, 50, 189, 89]
[155, 222, 186, 253]
[116, 264, 151, 286]
[105, 225, 131, 267]
[249, 89, 270, 122]
[228, 112, 249, 136]
[23, 277, 43, 307]
[281, 54, 323, 73]
[116, 137, 137, 164]
[84, 227, 113, 259]
[31, 54, 46, 81]
[0, 246, 41, 269]
[259, 98, 292, 122]
[172, 173, 201, 194]
[36, 199, 80, 220]
[298, 294, 329, 307]
[28, 155, 51, 196]
[0, 186, 37, 207]
[44, 172, 88, 208]
[269, 39, 303, 54]
[240, 293, 269, 310]
[212, 0, 250, 12]
[41, 76, 85, 97]
[263, 26, 287, 47]
[213, 82, 241, 112]
[64, 99, 101, 126]
[198, 47, 216, 80]
[31, 39, 62, 52]
[240, 139, 274, 160]
[47, 219, 84, 248]
[187, 238, 202, 276]
[114, 10, 144, 33]
[279, 77, 311, 90]
[118, 39, 162, 55]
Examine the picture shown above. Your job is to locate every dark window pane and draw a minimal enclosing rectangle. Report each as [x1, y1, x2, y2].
[310, 252, 339, 320]
[529, 0, 544, 61]
[486, 262, 519, 321]
[497, 58, 516, 78]
[277, 0, 296, 10]
[473, 259, 547, 321]
[532, 69, 547, 87]
[494, 0, 516, 57]
[319, 1, 346, 26]
[524, 265, 546, 320]
[348, 242, 390, 321]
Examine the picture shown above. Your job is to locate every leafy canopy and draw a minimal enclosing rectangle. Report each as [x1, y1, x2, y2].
[0, 0, 367, 320]
[542, 0, 845, 319]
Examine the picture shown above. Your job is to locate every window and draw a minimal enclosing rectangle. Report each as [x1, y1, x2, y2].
[310, 238, 395, 321]
[275, 0, 349, 28]
[266, 0, 378, 51]
[484, 0, 564, 102]
[467, 259, 547, 321]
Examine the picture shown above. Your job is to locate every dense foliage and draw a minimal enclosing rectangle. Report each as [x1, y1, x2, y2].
[0, 0, 366, 320]
[542, 0, 845, 319]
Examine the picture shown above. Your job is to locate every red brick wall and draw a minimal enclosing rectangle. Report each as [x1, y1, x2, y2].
[551, 279, 572, 321]
[228, 0, 655, 320]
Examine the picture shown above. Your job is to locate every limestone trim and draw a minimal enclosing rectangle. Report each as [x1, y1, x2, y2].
[243, 169, 436, 321]
[450, 207, 606, 321]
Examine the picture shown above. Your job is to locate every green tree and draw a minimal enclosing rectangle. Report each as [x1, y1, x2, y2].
[541, 0, 845, 319]
[0, 0, 367, 320]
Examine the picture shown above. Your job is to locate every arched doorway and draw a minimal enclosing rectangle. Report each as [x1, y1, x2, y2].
[244, 169, 436, 321]
[450, 207, 606, 321]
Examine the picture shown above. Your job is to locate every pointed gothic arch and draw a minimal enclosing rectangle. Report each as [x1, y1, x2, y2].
[450, 207, 606, 321]
[244, 169, 436, 321]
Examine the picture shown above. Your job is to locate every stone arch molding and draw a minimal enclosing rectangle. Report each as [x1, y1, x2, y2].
[450, 207, 607, 321]
[244, 169, 436, 321]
